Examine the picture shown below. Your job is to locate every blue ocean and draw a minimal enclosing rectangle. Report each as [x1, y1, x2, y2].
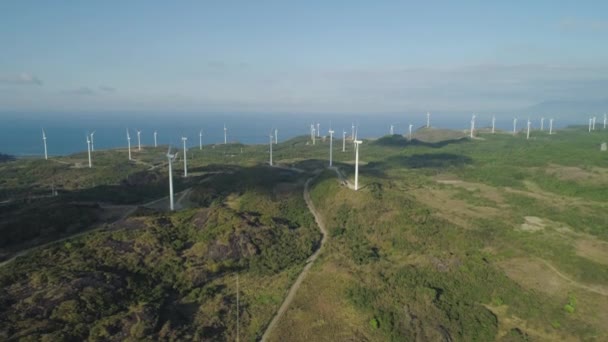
[0, 112, 587, 157]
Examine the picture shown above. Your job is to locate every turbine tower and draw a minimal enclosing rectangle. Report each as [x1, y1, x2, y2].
[154, 130, 158, 148]
[269, 132, 273, 166]
[342, 129, 346, 152]
[137, 129, 142, 151]
[166, 145, 176, 211]
[604, 113, 607, 129]
[182, 136, 188, 177]
[274, 128, 278, 144]
[328, 129, 334, 167]
[86, 133, 92, 168]
[316, 123, 320, 137]
[589, 118, 593, 132]
[526, 119, 531, 140]
[351, 122, 355, 141]
[592, 116, 597, 130]
[426, 112, 431, 128]
[354, 140, 362, 191]
[540, 117, 545, 131]
[389, 124, 394, 135]
[312, 127, 316, 145]
[90, 131, 96, 151]
[492, 116, 496, 134]
[549, 118, 554, 135]
[126, 129, 132, 161]
[409, 124, 413, 141]
[42, 129, 48, 160]
[513, 118, 518, 134]
[224, 124, 227, 144]
[470, 114, 476, 138]
[199, 129, 203, 150]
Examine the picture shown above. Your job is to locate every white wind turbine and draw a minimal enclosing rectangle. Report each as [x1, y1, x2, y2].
[604, 113, 607, 129]
[316, 123, 320, 137]
[328, 129, 334, 167]
[182, 136, 188, 177]
[90, 131, 96, 151]
[199, 129, 203, 150]
[269, 131, 273, 166]
[549, 118, 554, 135]
[166, 145, 176, 211]
[274, 128, 278, 144]
[513, 118, 518, 134]
[592, 116, 597, 130]
[426, 112, 430, 128]
[540, 117, 545, 131]
[526, 119, 531, 140]
[409, 123, 413, 141]
[137, 129, 142, 151]
[42, 128, 48, 160]
[86, 133, 92, 168]
[354, 140, 363, 191]
[312, 126, 316, 145]
[491, 115, 496, 134]
[351, 122, 355, 141]
[589, 118, 593, 132]
[470, 114, 476, 138]
[154, 130, 158, 148]
[342, 129, 346, 152]
[389, 124, 394, 135]
[126, 129, 132, 161]
[224, 124, 227, 144]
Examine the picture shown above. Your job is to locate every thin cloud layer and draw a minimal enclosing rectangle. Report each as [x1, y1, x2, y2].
[0, 73, 43, 86]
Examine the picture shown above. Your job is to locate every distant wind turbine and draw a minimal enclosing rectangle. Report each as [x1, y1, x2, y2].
[199, 129, 203, 150]
[312, 126, 316, 145]
[389, 124, 394, 135]
[86, 133, 92, 168]
[426, 112, 430, 128]
[137, 129, 142, 151]
[592, 116, 597, 130]
[154, 130, 158, 148]
[540, 117, 545, 131]
[274, 128, 278, 144]
[328, 129, 334, 167]
[182, 136, 188, 177]
[42, 128, 48, 160]
[526, 119, 531, 140]
[491, 115, 496, 134]
[513, 118, 518, 135]
[316, 123, 320, 137]
[351, 122, 355, 141]
[409, 124, 413, 141]
[90, 131, 96, 151]
[126, 129, 132, 161]
[224, 124, 227, 144]
[166, 145, 176, 211]
[549, 118, 554, 135]
[354, 140, 363, 191]
[342, 129, 346, 152]
[470, 114, 476, 138]
[589, 118, 593, 132]
[269, 131, 273, 166]
[604, 113, 607, 129]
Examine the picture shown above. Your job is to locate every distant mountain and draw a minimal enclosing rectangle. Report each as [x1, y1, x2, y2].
[520, 99, 608, 116]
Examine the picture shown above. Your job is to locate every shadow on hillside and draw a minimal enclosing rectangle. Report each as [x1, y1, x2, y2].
[373, 135, 469, 148]
[383, 153, 473, 169]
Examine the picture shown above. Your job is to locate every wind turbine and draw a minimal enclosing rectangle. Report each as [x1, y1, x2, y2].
[42, 128, 48, 160]
[589, 118, 593, 132]
[389, 124, 394, 135]
[354, 140, 362, 191]
[274, 128, 278, 144]
[426, 112, 430, 128]
[328, 129, 334, 167]
[526, 119, 531, 140]
[269, 131, 273, 166]
[137, 129, 142, 151]
[409, 123, 413, 141]
[126, 129, 132, 161]
[604, 113, 607, 129]
[312, 127, 316, 145]
[351, 122, 355, 141]
[90, 131, 96, 151]
[86, 133, 92, 168]
[513, 118, 518, 134]
[199, 129, 203, 150]
[491, 115, 496, 134]
[182, 136, 188, 177]
[154, 130, 158, 148]
[592, 116, 597, 130]
[549, 118, 554, 135]
[316, 123, 320, 137]
[540, 117, 545, 131]
[342, 129, 346, 152]
[224, 124, 227, 144]
[470, 114, 476, 138]
[166, 145, 176, 211]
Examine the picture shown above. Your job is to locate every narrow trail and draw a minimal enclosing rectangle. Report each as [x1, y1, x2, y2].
[537, 258, 608, 297]
[260, 174, 327, 342]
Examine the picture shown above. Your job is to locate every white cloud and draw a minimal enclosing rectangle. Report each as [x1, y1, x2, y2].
[0, 72, 43, 86]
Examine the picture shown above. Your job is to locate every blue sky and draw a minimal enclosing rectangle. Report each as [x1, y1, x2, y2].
[1, 1, 607, 113]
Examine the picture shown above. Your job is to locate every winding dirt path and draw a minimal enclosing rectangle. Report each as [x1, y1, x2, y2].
[537, 258, 608, 297]
[260, 175, 328, 341]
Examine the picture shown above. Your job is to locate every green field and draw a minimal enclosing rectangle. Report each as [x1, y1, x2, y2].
[1, 126, 608, 341]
